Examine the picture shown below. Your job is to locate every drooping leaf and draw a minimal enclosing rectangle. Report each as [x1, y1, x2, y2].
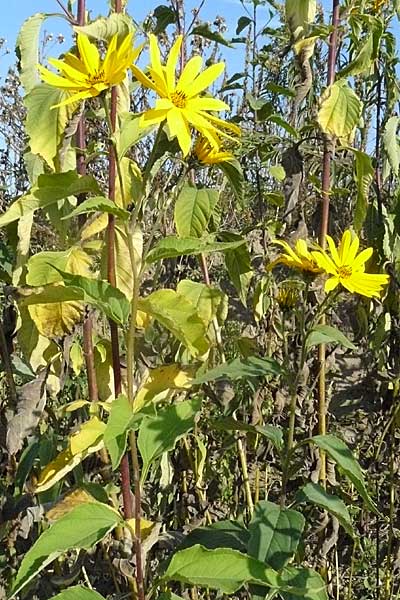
[295, 482, 354, 537]
[28, 297, 83, 338]
[193, 356, 282, 384]
[286, 0, 316, 40]
[317, 81, 362, 141]
[146, 236, 245, 263]
[221, 233, 253, 305]
[35, 417, 106, 492]
[52, 270, 131, 325]
[236, 16, 252, 35]
[138, 398, 201, 480]
[0, 171, 100, 228]
[305, 325, 356, 351]
[220, 159, 245, 203]
[348, 148, 374, 232]
[74, 13, 135, 41]
[191, 23, 233, 47]
[16, 13, 47, 93]
[10, 503, 122, 598]
[174, 186, 219, 238]
[176, 280, 227, 327]
[310, 434, 378, 513]
[103, 395, 140, 469]
[134, 364, 194, 413]
[24, 84, 74, 169]
[153, 4, 178, 34]
[383, 115, 400, 179]
[138, 289, 209, 357]
[209, 417, 283, 450]
[248, 501, 305, 570]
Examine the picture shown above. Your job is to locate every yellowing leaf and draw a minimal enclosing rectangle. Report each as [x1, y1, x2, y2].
[101, 222, 142, 301]
[81, 213, 108, 240]
[28, 299, 83, 338]
[176, 280, 227, 328]
[286, 0, 316, 41]
[134, 364, 194, 412]
[126, 517, 155, 541]
[317, 81, 362, 141]
[27, 246, 92, 286]
[136, 309, 152, 329]
[70, 340, 84, 376]
[45, 488, 98, 522]
[115, 157, 143, 208]
[36, 417, 106, 493]
[63, 399, 91, 413]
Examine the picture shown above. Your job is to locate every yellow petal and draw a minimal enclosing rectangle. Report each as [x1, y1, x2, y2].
[38, 65, 84, 89]
[185, 62, 225, 98]
[351, 247, 373, 270]
[131, 64, 157, 91]
[141, 108, 169, 126]
[312, 250, 337, 275]
[177, 55, 203, 90]
[325, 276, 340, 293]
[149, 33, 164, 77]
[326, 235, 340, 267]
[166, 36, 183, 90]
[338, 230, 352, 262]
[167, 107, 192, 156]
[77, 34, 100, 73]
[347, 235, 360, 264]
[187, 97, 230, 112]
[51, 89, 92, 108]
[48, 57, 88, 84]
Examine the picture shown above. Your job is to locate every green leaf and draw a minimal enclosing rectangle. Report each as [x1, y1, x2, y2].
[50, 587, 107, 600]
[24, 84, 72, 169]
[305, 324, 356, 351]
[116, 113, 154, 160]
[268, 115, 299, 139]
[236, 16, 252, 35]
[179, 520, 250, 552]
[26, 246, 92, 286]
[16, 13, 47, 93]
[104, 395, 141, 469]
[138, 289, 209, 357]
[53, 270, 131, 325]
[191, 23, 233, 47]
[317, 81, 362, 140]
[193, 356, 282, 384]
[209, 417, 283, 450]
[146, 236, 245, 263]
[221, 233, 253, 305]
[10, 503, 122, 598]
[153, 4, 178, 34]
[62, 196, 130, 221]
[295, 482, 354, 537]
[174, 186, 219, 238]
[279, 566, 328, 600]
[348, 148, 374, 232]
[0, 171, 100, 228]
[248, 501, 305, 570]
[74, 13, 135, 41]
[285, 0, 316, 40]
[338, 33, 374, 79]
[383, 115, 400, 179]
[219, 159, 245, 203]
[310, 434, 378, 513]
[138, 398, 201, 480]
[163, 545, 278, 593]
[176, 280, 227, 327]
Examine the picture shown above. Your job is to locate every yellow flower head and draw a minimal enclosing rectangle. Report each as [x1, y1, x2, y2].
[38, 33, 141, 108]
[276, 283, 300, 310]
[312, 230, 390, 298]
[131, 34, 241, 156]
[268, 239, 322, 274]
[194, 137, 234, 165]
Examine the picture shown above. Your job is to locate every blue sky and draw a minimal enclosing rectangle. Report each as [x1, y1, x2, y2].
[0, 0, 332, 76]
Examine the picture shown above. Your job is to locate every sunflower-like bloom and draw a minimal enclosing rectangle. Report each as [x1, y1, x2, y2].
[312, 230, 389, 298]
[38, 33, 140, 108]
[268, 239, 322, 274]
[194, 137, 234, 164]
[131, 34, 241, 156]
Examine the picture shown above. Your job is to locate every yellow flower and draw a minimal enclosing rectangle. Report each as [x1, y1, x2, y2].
[194, 137, 234, 164]
[131, 34, 241, 156]
[276, 284, 300, 310]
[269, 239, 322, 274]
[312, 230, 389, 298]
[38, 33, 140, 108]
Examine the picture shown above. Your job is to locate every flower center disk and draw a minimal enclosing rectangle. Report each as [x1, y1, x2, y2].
[86, 69, 106, 85]
[171, 90, 187, 109]
[338, 265, 352, 279]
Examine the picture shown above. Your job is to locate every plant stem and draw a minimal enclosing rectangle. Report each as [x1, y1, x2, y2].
[0, 319, 17, 409]
[318, 0, 340, 487]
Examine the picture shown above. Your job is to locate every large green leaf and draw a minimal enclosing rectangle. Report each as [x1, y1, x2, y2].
[62, 196, 130, 221]
[52, 270, 131, 325]
[24, 84, 73, 169]
[163, 545, 278, 593]
[179, 520, 250, 552]
[176, 280, 227, 327]
[10, 503, 122, 598]
[74, 13, 135, 41]
[16, 13, 47, 93]
[0, 171, 100, 227]
[138, 289, 209, 357]
[193, 356, 282, 384]
[138, 398, 201, 480]
[305, 325, 356, 351]
[310, 434, 378, 513]
[317, 81, 362, 140]
[220, 159, 245, 203]
[27, 246, 92, 286]
[104, 394, 142, 469]
[174, 186, 219, 238]
[248, 501, 305, 570]
[295, 482, 354, 537]
[50, 587, 107, 600]
[279, 566, 328, 600]
[146, 236, 245, 262]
